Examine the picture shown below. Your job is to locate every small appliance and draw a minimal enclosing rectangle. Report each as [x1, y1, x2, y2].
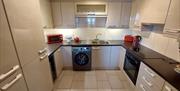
[124, 35, 134, 42]
[47, 34, 63, 44]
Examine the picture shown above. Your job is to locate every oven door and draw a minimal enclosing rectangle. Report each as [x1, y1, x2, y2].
[123, 53, 140, 84]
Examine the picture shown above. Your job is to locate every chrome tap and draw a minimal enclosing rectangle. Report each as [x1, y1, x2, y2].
[95, 33, 102, 40]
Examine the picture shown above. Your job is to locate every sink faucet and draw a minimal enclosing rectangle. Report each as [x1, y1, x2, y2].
[95, 33, 102, 40]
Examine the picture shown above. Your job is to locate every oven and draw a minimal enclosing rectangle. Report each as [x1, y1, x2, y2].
[123, 51, 141, 85]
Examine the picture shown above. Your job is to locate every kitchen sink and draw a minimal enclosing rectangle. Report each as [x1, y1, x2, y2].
[91, 39, 110, 44]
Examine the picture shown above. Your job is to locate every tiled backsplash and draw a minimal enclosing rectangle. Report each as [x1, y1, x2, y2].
[44, 28, 133, 41]
[44, 28, 180, 62]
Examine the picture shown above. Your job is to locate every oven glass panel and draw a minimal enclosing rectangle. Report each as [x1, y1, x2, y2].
[123, 53, 140, 84]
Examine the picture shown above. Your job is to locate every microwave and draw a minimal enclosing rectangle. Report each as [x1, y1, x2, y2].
[47, 34, 63, 44]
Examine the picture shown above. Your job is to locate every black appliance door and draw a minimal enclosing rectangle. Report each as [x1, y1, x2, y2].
[123, 53, 140, 84]
[74, 52, 89, 66]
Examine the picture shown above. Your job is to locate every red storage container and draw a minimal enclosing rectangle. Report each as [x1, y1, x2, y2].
[124, 35, 134, 42]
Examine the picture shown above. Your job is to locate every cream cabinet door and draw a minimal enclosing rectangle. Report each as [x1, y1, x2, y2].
[0, 71, 28, 91]
[164, 0, 180, 31]
[120, 1, 131, 28]
[0, 0, 20, 82]
[106, 0, 122, 28]
[92, 46, 111, 69]
[51, 0, 63, 28]
[139, 0, 170, 24]
[61, 0, 75, 28]
[110, 46, 121, 69]
[62, 46, 72, 67]
[3, 0, 47, 66]
[23, 57, 53, 91]
[54, 48, 63, 77]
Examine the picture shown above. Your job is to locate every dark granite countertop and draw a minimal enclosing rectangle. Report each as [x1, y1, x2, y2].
[47, 40, 180, 90]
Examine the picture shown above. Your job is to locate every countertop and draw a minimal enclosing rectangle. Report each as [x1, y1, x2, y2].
[47, 40, 180, 90]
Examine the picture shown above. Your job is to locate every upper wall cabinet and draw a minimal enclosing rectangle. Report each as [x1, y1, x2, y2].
[61, 0, 75, 28]
[106, 0, 131, 28]
[51, 0, 75, 28]
[164, 0, 180, 32]
[140, 0, 170, 24]
[130, 0, 171, 27]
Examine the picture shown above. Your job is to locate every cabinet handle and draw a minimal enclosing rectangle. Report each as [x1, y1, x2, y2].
[140, 84, 146, 91]
[165, 85, 172, 91]
[1, 74, 22, 91]
[40, 53, 48, 60]
[0, 65, 20, 81]
[38, 48, 47, 54]
[92, 47, 100, 50]
[142, 76, 152, 87]
[144, 68, 155, 77]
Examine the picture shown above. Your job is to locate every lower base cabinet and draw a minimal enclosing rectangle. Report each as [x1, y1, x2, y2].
[22, 57, 53, 91]
[92, 46, 111, 69]
[62, 47, 72, 68]
[162, 82, 178, 91]
[54, 48, 63, 77]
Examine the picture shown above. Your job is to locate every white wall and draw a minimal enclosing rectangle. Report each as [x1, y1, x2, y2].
[140, 32, 180, 62]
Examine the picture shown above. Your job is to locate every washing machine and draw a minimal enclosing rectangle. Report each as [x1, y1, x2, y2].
[72, 46, 91, 71]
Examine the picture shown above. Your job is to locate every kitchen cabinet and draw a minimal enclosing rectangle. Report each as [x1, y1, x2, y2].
[51, 0, 63, 28]
[120, 1, 131, 28]
[130, 0, 170, 27]
[61, 0, 75, 28]
[23, 57, 53, 91]
[54, 47, 63, 77]
[106, 0, 122, 28]
[139, 0, 170, 24]
[106, 0, 131, 28]
[3, 0, 47, 66]
[62, 46, 72, 68]
[164, 0, 180, 32]
[110, 46, 121, 69]
[162, 82, 178, 91]
[92, 46, 111, 69]
[3, 0, 53, 91]
[0, 0, 20, 82]
[119, 46, 126, 70]
[136, 62, 165, 91]
[0, 71, 28, 91]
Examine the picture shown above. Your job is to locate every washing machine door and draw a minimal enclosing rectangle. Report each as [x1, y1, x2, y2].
[74, 52, 89, 66]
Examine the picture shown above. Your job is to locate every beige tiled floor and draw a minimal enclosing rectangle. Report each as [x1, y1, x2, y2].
[54, 70, 135, 91]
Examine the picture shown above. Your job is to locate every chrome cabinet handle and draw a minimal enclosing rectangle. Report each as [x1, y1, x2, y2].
[0, 65, 19, 81]
[1, 74, 22, 91]
[140, 84, 146, 91]
[142, 76, 152, 87]
[38, 48, 47, 54]
[165, 85, 172, 91]
[144, 68, 155, 77]
[40, 53, 48, 60]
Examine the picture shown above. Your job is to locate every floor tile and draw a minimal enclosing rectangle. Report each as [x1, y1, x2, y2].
[54, 89, 71, 91]
[73, 72, 85, 81]
[96, 70, 108, 81]
[71, 89, 98, 91]
[62, 70, 74, 76]
[55, 75, 73, 89]
[108, 76, 125, 89]
[71, 81, 85, 89]
[97, 81, 111, 89]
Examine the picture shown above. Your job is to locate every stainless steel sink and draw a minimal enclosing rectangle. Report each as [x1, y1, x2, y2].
[91, 39, 110, 44]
